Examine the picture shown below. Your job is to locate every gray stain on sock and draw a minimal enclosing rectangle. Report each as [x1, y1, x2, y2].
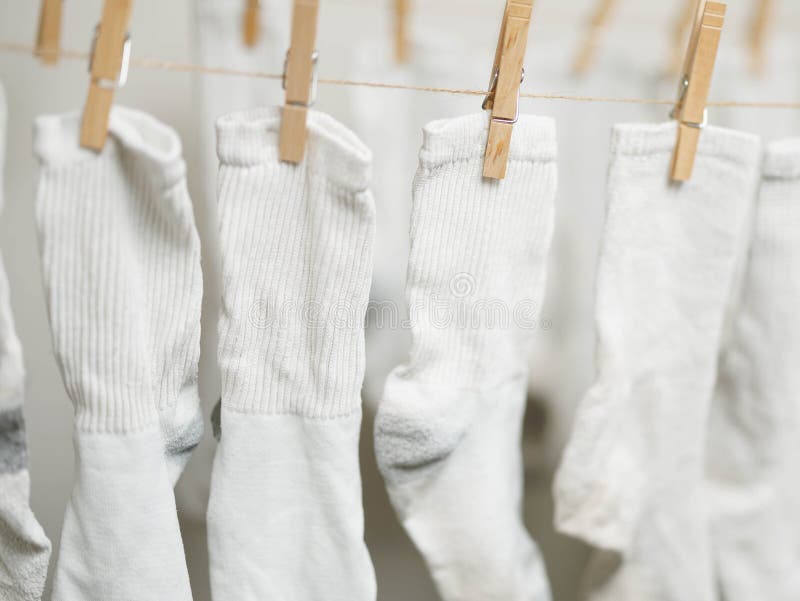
[210, 399, 221, 442]
[0, 407, 29, 474]
[164, 411, 205, 458]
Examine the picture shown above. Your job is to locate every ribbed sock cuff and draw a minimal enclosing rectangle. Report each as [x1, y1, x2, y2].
[35, 107, 186, 191]
[419, 112, 557, 169]
[216, 106, 372, 191]
[35, 108, 200, 433]
[610, 121, 761, 167]
[399, 113, 557, 387]
[216, 107, 374, 417]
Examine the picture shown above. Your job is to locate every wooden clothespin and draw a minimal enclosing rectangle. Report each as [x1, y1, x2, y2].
[243, 0, 261, 48]
[80, 0, 134, 151]
[747, 0, 773, 75]
[572, 0, 617, 76]
[394, 0, 410, 64]
[666, 0, 697, 78]
[482, 0, 534, 180]
[35, 0, 62, 65]
[670, 0, 726, 182]
[279, 0, 320, 163]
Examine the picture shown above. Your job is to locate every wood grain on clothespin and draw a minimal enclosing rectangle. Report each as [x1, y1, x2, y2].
[483, 0, 534, 180]
[80, 0, 134, 151]
[35, 0, 62, 65]
[670, 0, 726, 181]
[748, 0, 773, 75]
[279, 0, 320, 163]
[394, 0, 410, 63]
[667, 0, 696, 77]
[572, 0, 617, 75]
[243, 0, 261, 48]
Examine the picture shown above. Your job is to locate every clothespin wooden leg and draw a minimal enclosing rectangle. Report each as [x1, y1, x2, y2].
[748, 0, 773, 75]
[484, 121, 515, 179]
[80, 0, 134, 151]
[667, 0, 697, 77]
[482, 0, 534, 180]
[36, 0, 62, 65]
[670, 0, 726, 182]
[280, 104, 311, 161]
[82, 87, 118, 151]
[671, 123, 703, 180]
[243, 0, 261, 48]
[279, 0, 320, 163]
[572, 0, 617, 75]
[394, 0, 410, 63]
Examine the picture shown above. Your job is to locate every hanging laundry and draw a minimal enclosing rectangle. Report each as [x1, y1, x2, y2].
[706, 138, 800, 601]
[206, 107, 377, 601]
[0, 80, 51, 601]
[554, 121, 761, 601]
[34, 107, 203, 601]
[375, 112, 557, 601]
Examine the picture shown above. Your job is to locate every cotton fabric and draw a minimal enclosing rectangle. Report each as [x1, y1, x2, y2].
[376, 113, 557, 601]
[0, 261, 50, 601]
[207, 107, 376, 601]
[35, 108, 202, 601]
[707, 138, 800, 601]
[0, 80, 51, 601]
[554, 122, 761, 601]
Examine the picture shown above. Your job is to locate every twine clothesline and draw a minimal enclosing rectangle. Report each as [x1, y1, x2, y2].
[2, 41, 800, 110]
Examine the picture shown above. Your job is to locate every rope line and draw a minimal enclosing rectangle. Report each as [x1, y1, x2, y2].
[4, 41, 800, 110]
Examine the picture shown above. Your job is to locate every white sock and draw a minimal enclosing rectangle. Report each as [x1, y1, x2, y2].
[0, 321, 51, 601]
[707, 138, 800, 601]
[0, 80, 51, 601]
[554, 122, 761, 601]
[375, 113, 556, 601]
[34, 108, 203, 601]
[207, 107, 376, 601]
[0, 253, 52, 601]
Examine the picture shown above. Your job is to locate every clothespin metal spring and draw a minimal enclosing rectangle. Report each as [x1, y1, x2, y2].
[669, 0, 726, 182]
[278, 0, 321, 164]
[282, 50, 319, 109]
[482, 0, 535, 180]
[79, 0, 135, 151]
[482, 68, 525, 125]
[88, 27, 132, 91]
[670, 76, 707, 131]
